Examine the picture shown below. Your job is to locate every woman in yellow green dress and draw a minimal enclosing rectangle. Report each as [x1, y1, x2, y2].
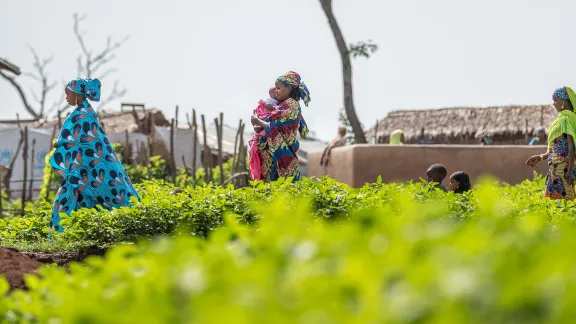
[526, 86, 576, 200]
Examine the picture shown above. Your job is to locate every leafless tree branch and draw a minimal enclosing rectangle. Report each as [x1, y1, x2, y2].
[0, 46, 58, 120]
[0, 70, 40, 120]
[97, 68, 117, 80]
[73, 14, 90, 58]
[73, 13, 129, 108]
[45, 80, 69, 116]
[98, 80, 127, 108]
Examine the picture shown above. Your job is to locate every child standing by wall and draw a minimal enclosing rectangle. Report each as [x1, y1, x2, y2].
[426, 164, 448, 192]
[449, 171, 472, 194]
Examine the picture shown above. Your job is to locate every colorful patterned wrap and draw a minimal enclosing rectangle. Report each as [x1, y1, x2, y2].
[544, 87, 576, 200]
[255, 98, 309, 182]
[249, 98, 278, 180]
[49, 98, 140, 231]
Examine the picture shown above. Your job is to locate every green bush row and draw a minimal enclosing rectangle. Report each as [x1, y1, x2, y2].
[1, 173, 575, 253]
[3, 176, 576, 322]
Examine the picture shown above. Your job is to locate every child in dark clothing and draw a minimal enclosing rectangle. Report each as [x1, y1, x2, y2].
[449, 171, 472, 194]
[426, 164, 448, 192]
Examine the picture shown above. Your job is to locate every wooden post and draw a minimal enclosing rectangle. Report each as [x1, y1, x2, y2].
[232, 119, 242, 177]
[147, 112, 156, 158]
[192, 109, 198, 185]
[124, 130, 131, 164]
[186, 113, 191, 129]
[45, 124, 58, 200]
[214, 113, 224, 185]
[238, 123, 247, 187]
[170, 118, 176, 184]
[374, 120, 379, 144]
[28, 139, 36, 201]
[57, 110, 62, 129]
[201, 115, 211, 183]
[21, 127, 28, 215]
[175, 105, 179, 129]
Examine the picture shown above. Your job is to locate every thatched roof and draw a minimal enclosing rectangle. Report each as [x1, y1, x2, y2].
[0, 109, 169, 134]
[365, 105, 555, 141]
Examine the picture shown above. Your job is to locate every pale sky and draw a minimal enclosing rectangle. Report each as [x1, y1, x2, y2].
[1, 0, 575, 141]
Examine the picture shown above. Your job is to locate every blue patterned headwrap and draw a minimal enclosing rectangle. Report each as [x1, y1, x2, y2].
[277, 71, 311, 107]
[554, 87, 569, 100]
[66, 78, 101, 102]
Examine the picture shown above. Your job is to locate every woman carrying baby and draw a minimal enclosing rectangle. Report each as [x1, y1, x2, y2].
[250, 71, 310, 182]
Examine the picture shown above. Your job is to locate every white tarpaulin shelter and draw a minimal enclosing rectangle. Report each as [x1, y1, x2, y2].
[153, 127, 202, 169]
[0, 128, 53, 199]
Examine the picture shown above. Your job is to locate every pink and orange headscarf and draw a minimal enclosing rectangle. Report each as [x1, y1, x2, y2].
[277, 71, 311, 107]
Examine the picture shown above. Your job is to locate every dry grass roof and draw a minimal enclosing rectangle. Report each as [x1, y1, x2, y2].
[0, 109, 169, 134]
[365, 105, 555, 141]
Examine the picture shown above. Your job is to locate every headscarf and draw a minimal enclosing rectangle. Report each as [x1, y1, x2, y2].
[554, 87, 570, 100]
[390, 129, 403, 144]
[567, 86, 576, 106]
[450, 171, 471, 194]
[66, 78, 101, 102]
[548, 86, 576, 147]
[277, 71, 311, 107]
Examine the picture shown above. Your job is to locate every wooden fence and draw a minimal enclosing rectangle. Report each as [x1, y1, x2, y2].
[1, 106, 250, 216]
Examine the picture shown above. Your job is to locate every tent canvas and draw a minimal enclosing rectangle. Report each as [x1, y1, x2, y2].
[0, 128, 53, 199]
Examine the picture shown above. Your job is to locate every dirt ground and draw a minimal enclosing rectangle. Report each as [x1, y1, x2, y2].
[0, 247, 41, 291]
[0, 246, 105, 292]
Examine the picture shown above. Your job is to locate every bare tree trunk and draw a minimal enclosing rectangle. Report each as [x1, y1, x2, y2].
[319, 0, 366, 144]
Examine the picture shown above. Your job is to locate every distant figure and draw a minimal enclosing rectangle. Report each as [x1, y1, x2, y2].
[426, 164, 448, 192]
[526, 86, 576, 200]
[529, 126, 547, 145]
[389, 129, 404, 144]
[478, 133, 493, 145]
[320, 126, 347, 167]
[449, 171, 472, 194]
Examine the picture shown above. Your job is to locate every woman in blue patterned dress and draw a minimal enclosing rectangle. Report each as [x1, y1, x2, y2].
[50, 78, 140, 231]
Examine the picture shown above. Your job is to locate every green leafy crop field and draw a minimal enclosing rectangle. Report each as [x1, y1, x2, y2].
[2, 175, 576, 323]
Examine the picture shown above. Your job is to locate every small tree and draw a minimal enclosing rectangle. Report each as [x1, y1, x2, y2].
[0, 13, 129, 120]
[0, 48, 60, 120]
[338, 107, 363, 145]
[319, 0, 378, 144]
[73, 13, 129, 109]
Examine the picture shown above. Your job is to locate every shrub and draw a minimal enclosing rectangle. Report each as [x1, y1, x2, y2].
[2, 176, 576, 322]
